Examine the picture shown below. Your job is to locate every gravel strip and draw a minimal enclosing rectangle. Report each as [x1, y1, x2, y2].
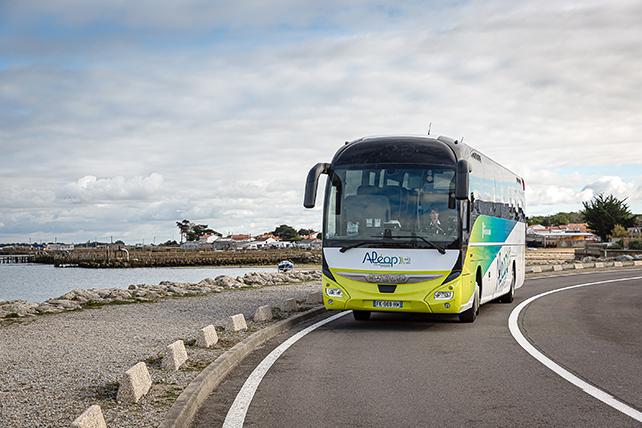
[0, 281, 320, 427]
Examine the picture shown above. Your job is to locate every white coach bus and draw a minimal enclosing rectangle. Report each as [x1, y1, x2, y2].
[304, 135, 526, 322]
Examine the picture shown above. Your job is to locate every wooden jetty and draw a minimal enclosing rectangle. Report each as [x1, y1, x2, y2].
[0, 254, 36, 264]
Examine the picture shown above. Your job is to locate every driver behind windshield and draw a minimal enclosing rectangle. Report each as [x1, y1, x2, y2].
[426, 208, 446, 235]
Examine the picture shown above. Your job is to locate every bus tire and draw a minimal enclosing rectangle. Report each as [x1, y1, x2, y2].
[459, 283, 479, 323]
[353, 310, 371, 321]
[499, 265, 516, 304]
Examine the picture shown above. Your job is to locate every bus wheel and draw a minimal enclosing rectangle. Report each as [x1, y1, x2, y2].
[499, 266, 516, 304]
[459, 284, 479, 323]
[353, 310, 371, 321]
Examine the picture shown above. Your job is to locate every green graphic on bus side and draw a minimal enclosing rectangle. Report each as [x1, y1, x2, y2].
[467, 215, 517, 275]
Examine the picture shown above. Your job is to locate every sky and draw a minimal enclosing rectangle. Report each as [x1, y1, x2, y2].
[1, 0, 641, 243]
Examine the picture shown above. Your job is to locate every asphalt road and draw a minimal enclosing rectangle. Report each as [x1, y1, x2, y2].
[193, 268, 642, 427]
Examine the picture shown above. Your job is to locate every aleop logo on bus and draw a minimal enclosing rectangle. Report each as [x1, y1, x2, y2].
[362, 251, 411, 268]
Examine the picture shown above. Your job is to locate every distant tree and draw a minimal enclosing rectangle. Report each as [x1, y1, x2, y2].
[528, 211, 583, 226]
[186, 224, 213, 242]
[569, 212, 585, 223]
[581, 194, 636, 241]
[297, 228, 315, 236]
[610, 224, 629, 239]
[316, 232, 322, 239]
[161, 240, 179, 246]
[273, 224, 299, 241]
[114, 240, 125, 245]
[527, 216, 545, 226]
[176, 219, 221, 242]
[549, 212, 571, 226]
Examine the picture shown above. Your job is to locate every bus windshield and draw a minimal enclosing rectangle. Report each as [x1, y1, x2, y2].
[324, 165, 459, 247]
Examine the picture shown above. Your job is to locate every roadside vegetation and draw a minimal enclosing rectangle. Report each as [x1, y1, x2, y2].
[528, 193, 641, 243]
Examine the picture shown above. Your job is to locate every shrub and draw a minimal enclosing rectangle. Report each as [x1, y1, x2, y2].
[629, 240, 642, 250]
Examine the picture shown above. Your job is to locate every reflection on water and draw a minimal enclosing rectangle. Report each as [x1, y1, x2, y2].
[0, 264, 277, 302]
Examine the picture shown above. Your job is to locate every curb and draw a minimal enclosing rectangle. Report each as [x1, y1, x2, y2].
[160, 306, 326, 428]
[525, 260, 642, 275]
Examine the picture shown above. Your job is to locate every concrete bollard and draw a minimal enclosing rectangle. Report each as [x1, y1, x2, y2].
[604, 261, 614, 267]
[530, 266, 542, 273]
[552, 265, 563, 272]
[226, 314, 248, 331]
[253, 305, 273, 322]
[573, 263, 584, 270]
[117, 362, 152, 403]
[163, 340, 188, 371]
[613, 261, 623, 267]
[305, 291, 323, 304]
[281, 298, 298, 312]
[196, 325, 218, 348]
[71, 405, 107, 428]
[634, 260, 642, 266]
[594, 262, 604, 268]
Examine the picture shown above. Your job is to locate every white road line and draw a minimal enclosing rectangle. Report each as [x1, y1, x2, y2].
[508, 275, 642, 423]
[528, 267, 642, 281]
[223, 310, 352, 428]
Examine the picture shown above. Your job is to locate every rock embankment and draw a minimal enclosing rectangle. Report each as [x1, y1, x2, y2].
[0, 270, 321, 319]
[44, 248, 322, 268]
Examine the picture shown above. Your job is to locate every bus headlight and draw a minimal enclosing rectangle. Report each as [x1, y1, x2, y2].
[434, 291, 453, 300]
[326, 288, 343, 298]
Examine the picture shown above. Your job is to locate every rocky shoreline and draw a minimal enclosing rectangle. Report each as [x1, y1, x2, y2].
[0, 270, 321, 319]
[4, 255, 642, 319]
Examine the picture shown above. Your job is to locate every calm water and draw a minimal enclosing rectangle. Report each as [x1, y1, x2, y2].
[0, 264, 278, 302]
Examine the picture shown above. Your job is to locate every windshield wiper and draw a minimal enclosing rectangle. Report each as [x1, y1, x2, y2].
[371, 234, 447, 254]
[339, 241, 371, 253]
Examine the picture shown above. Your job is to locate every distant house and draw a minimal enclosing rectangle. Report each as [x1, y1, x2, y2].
[180, 241, 210, 250]
[199, 233, 221, 243]
[564, 223, 589, 233]
[229, 234, 252, 242]
[527, 223, 598, 248]
[46, 243, 75, 251]
[248, 237, 277, 249]
[211, 238, 237, 250]
[255, 233, 280, 241]
[271, 241, 295, 248]
[527, 224, 547, 234]
[295, 239, 322, 250]
[300, 231, 320, 240]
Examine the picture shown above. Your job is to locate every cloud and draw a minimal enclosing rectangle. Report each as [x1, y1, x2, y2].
[580, 176, 639, 201]
[58, 173, 164, 203]
[1, 1, 642, 241]
[525, 173, 642, 216]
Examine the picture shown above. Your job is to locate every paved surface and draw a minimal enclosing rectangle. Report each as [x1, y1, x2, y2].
[194, 269, 642, 427]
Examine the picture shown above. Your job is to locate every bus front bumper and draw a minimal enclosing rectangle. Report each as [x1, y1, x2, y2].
[322, 273, 473, 315]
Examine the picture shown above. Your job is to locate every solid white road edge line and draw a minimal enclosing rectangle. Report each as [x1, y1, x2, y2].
[508, 275, 642, 423]
[223, 310, 352, 428]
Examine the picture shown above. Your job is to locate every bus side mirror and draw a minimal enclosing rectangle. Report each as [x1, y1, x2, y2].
[304, 163, 330, 208]
[455, 159, 470, 200]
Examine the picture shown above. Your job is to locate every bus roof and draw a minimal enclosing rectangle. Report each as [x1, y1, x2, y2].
[336, 135, 521, 180]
